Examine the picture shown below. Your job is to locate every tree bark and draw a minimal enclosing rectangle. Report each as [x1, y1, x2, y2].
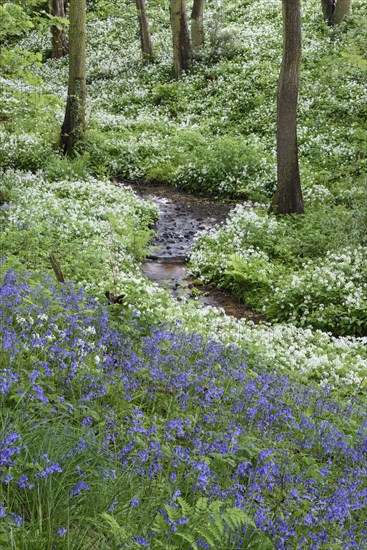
[272, 0, 304, 215]
[49, 0, 68, 58]
[321, 0, 351, 25]
[50, 253, 66, 283]
[60, 0, 86, 156]
[135, 0, 155, 62]
[191, 0, 205, 49]
[321, 0, 335, 25]
[170, 0, 191, 79]
[333, 0, 352, 24]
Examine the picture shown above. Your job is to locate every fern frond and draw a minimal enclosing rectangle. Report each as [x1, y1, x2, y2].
[177, 496, 195, 518]
[205, 516, 224, 542]
[152, 512, 168, 533]
[195, 523, 220, 547]
[208, 499, 222, 515]
[176, 532, 199, 550]
[100, 512, 128, 542]
[165, 504, 182, 523]
[195, 496, 209, 515]
[222, 507, 255, 530]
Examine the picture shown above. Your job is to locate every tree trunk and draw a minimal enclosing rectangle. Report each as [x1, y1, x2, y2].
[272, 0, 304, 215]
[60, 0, 86, 156]
[49, 0, 68, 58]
[170, 0, 191, 79]
[135, 0, 155, 62]
[321, 0, 351, 25]
[333, 0, 352, 24]
[321, 0, 336, 25]
[191, 0, 205, 49]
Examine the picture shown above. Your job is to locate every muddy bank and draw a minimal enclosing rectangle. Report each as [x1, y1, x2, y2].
[116, 180, 264, 322]
[141, 259, 263, 321]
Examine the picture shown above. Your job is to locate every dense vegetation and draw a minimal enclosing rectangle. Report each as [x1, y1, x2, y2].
[2, 272, 367, 549]
[1, 0, 367, 547]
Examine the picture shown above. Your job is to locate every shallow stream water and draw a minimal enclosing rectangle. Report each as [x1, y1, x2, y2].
[116, 180, 263, 322]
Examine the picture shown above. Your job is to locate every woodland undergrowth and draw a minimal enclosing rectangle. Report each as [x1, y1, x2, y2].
[1, 0, 367, 547]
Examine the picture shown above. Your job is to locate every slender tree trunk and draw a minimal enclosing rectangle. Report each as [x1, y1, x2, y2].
[60, 0, 86, 156]
[333, 0, 352, 24]
[321, 0, 336, 25]
[170, 0, 191, 79]
[49, 0, 68, 58]
[135, 0, 155, 62]
[321, 0, 351, 25]
[272, 0, 304, 214]
[191, 0, 205, 48]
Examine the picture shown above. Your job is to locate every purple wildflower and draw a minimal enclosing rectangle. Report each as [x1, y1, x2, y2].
[131, 536, 149, 547]
[70, 481, 89, 496]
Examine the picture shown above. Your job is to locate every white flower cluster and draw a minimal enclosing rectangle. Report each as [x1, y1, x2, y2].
[269, 247, 367, 332]
[190, 206, 280, 280]
[109, 265, 367, 389]
[191, 206, 367, 332]
[0, 170, 158, 295]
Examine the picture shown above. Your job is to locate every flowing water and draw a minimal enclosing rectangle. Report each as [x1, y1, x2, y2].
[116, 180, 264, 322]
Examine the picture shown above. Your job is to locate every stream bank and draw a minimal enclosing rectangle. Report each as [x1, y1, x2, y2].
[116, 180, 264, 322]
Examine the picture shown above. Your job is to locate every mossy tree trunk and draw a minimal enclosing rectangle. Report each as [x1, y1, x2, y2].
[60, 0, 86, 156]
[170, 0, 191, 79]
[135, 0, 155, 62]
[272, 0, 304, 214]
[49, 0, 68, 58]
[321, 0, 351, 25]
[191, 0, 205, 49]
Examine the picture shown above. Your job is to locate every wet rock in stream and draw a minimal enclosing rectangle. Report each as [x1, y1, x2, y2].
[118, 182, 233, 261]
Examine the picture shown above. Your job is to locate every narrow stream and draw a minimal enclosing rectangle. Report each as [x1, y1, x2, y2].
[116, 180, 263, 321]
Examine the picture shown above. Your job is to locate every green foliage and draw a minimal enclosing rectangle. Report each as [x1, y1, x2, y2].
[152, 81, 182, 104]
[100, 513, 132, 548]
[151, 496, 268, 549]
[0, 3, 34, 41]
[225, 253, 277, 310]
[0, 46, 63, 172]
[0, 171, 157, 297]
[265, 246, 367, 336]
[191, 204, 367, 336]
[204, 14, 243, 62]
[45, 153, 96, 181]
[0, 131, 56, 172]
[174, 135, 274, 198]
[279, 206, 359, 260]
[1, 1, 367, 545]
[0, 47, 42, 82]
[341, 49, 367, 70]
[38, 10, 69, 33]
[0, 0, 54, 46]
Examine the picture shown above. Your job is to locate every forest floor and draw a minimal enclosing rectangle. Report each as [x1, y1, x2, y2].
[1, 0, 367, 547]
